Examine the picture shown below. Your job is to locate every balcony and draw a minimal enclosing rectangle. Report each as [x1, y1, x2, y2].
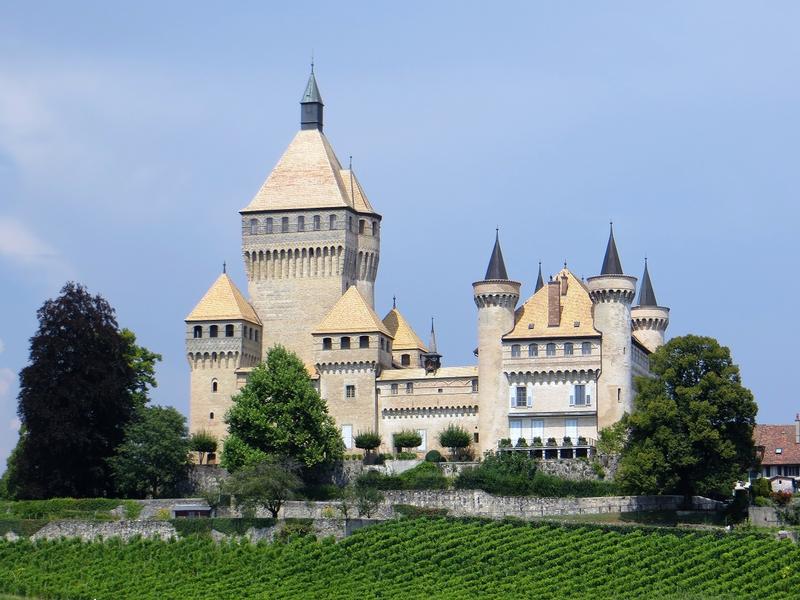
[497, 437, 596, 460]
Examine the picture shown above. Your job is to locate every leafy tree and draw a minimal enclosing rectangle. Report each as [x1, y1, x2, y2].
[438, 424, 472, 460]
[222, 346, 343, 473]
[617, 335, 758, 501]
[354, 485, 384, 518]
[596, 419, 627, 456]
[9, 282, 160, 499]
[392, 430, 422, 454]
[225, 459, 302, 519]
[108, 405, 190, 498]
[189, 430, 218, 465]
[354, 431, 381, 455]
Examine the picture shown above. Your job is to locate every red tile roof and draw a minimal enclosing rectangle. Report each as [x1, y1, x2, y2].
[754, 424, 800, 466]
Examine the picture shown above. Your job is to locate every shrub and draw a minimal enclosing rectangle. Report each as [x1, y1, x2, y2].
[425, 450, 445, 463]
[516, 438, 528, 448]
[771, 490, 793, 507]
[562, 437, 573, 447]
[355, 486, 384, 518]
[499, 438, 512, 448]
[590, 461, 606, 480]
[355, 463, 448, 491]
[354, 431, 381, 453]
[577, 436, 588, 446]
[754, 496, 773, 507]
[394, 504, 448, 518]
[276, 519, 315, 542]
[189, 430, 218, 465]
[532, 437, 543, 447]
[396, 451, 418, 460]
[438, 425, 472, 459]
[752, 478, 772, 499]
[393, 430, 422, 453]
[546, 438, 557, 447]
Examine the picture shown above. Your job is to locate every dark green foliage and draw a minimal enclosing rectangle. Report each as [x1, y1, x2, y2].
[438, 424, 472, 459]
[8, 284, 160, 499]
[276, 519, 315, 542]
[393, 504, 448, 518]
[392, 430, 422, 453]
[751, 478, 771, 498]
[531, 437, 543, 447]
[499, 438, 512, 448]
[516, 438, 528, 447]
[353, 431, 381, 452]
[546, 437, 557, 447]
[0, 519, 47, 537]
[596, 420, 627, 455]
[108, 406, 190, 498]
[424, 450, 444, 463]
[169, 517, 275, 538]
[188, 430, 218, 465]
[354, 486, 383, 518]
[726, 488, 750, 524]
[225, 459, 302, 518]
[0, 498, 127, 520]
[222, 346, 343, 473]
[617, 335, 758, 499]
[1, 519, 799, 598]
[354, 462, 448, 491]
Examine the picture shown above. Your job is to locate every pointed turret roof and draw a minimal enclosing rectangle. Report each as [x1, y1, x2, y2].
[382, 307, 426, 351]
[341, 168, 375, 213]
[186, 273, 261, 324]
[600, 223, 624, 275]
[301, 69, 323, 104]
[637, 259, 658, 306]
[315, 286, 391, 336]
[484, 231, 509, 280]
[428, 318, 438, 354]
[534, 262, 544, 292]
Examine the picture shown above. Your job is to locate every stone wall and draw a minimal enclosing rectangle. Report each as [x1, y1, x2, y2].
[749, 506, 780, 527]
[32, 520, 177, 542]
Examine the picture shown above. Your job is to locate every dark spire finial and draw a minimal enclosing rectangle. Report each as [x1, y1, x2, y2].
[637, 258, 658, 306]
[429, 317, 438, 354]
[484, 230, 509, 280]
[534, 261, 544, 292]
[392, 295, 396, 309]
[300, 64, 324, 131]
[600, 222, 624, 275]
[223, 261, 226, 274]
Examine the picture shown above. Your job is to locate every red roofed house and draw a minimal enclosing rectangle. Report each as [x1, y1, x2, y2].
[753, 415, 800, 491]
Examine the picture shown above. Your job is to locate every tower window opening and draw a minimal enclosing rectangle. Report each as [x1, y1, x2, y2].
[249, 219, 258, 235]
[471, 379, 478, 393]
[248, 328, 253, 340]
[266, 218, 273, 233]
[212, 380, 218, 393]
[209, 325, 218, 338]
[346, 385, 356, 398]
[254, 330, 259, 342]
[546, 343, 556, 356]
[281, 217, 289, 232]
[329, 215, 336, 229]
[313, 215, 321, 230]
[209, 412, 214, 420]
[582, 342, 591, 355]
[564, 342, 573, 356]
[617, 388, 622, 403]
[297, 216, 305, 231]
[406, 382, 414, 394]
[348, 216, 353, 232]
[323, 337, 332, 350]
[401, 354, 410, 366]
[359, 219, 365, 234]
[359, 335, 370, 349]
[511, 344, 521, 357]
[340, 336, 351, 349]
[528, 343, 538, 357]
[372, 221, 378, 236]
[225, 324, 234, 337]
[391, 383, 398, 395]
[193, 326, 202, 338]
[515, 386, 527, 408]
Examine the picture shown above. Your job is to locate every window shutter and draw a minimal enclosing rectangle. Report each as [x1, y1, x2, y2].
[526, 383, 533, 407]
[569, 387, 575, 406]
[586, 383, 592, 406]
[509, 386, 516, 409]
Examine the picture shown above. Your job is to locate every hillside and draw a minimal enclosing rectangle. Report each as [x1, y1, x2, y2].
[0, 518, 797, 599]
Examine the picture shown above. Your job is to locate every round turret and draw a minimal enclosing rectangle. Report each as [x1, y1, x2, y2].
[630, 259, 669, 353]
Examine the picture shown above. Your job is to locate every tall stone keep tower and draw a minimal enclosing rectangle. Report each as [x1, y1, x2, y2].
[185, 271, 263, 445]
[473, 232, 520, 454]
[240, 68, 381, 367]
[587, 225, 637, 430]
[631, 258, 670, 353]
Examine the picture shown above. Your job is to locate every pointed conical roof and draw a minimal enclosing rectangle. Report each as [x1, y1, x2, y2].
[315, 286, 391, 336]
[428, 318, 438, 354]
[341, 168, 375, 213]
[382, 307, 426, 351]
[484, 231, 509, 280]
[600, 223, 624, 275]
[534, 262, 544, 292]
[301, 70, 323, 104]
[637, 259, 658, 306]
[186, 274, 261, 324]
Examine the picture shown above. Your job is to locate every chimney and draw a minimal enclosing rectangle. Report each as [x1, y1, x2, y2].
[561, 273, 569, 296]
[548, 280, 561, 327]
[795, 413, 799, 444]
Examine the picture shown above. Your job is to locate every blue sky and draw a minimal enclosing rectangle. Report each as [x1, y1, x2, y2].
[1, 2, 798, 469]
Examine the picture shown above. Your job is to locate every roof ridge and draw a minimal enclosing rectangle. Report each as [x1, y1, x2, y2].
[314, 286, 391, 336]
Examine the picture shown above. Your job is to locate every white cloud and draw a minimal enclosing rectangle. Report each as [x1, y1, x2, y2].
[0, 217, 74, 283]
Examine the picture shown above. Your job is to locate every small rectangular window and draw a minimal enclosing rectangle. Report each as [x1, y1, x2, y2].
[471, 379, 478, 393]
[313, 215, 321, 230]
[359, 335, 370, 349]
[391, 383, 398, 395]
[266, 218, 273, 233]
[573, 384, 586, 406]
[359, 219, 365, 234]
[564, 342, 573, 356]
[345, 385, 356, 398]
[511, 344, 521, 357]
[340, 337, 351, 349]
[515, 386, 527, 408]
[297, 216, 305, 231]
[582, 342, 591, 355]
[406, 382, 414, 394]
[281, 217, 289, 232]
[546, 343, 556, 357]
[323, 337, 332, 350]
[225, 324, 234, 337]
[329, 215, 336, 229]
[528, 344, 538, 357]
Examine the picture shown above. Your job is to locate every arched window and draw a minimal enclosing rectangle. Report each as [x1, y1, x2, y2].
[209, 412, 215, 420]
[329, 215, 336, 229]
[582, 342, 591, 355]
[564, 342, 574, 356]
[340, 336, 351, 349]
[266, 218, 273, 233]
[546, 343, 556, 356]
[249, 219, 258, 234]
[193, 325, 202, 338]
[358, 219, 365, 234]
[313, 215, 321, 230]
[211, 379, 218, 393]
[297, 216, 305, 231]
[225, 324, 234, 337]
[372, 221, 378, 236]
[528, 343, 538, 357]
[209, 325, 218, 338]
[359, 335, 370, 349]
[323, 337, 332, 350]
[281, 217, 289, 232]
[511, 344, 521, 357]
[401, 354, 411, 366]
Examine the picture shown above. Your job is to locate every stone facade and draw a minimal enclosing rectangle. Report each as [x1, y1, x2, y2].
[186, 70, 672, 456]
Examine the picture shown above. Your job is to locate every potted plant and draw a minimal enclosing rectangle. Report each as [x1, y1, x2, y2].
[532, 436, 543, 447]
[499, 438, 512, 448]
[516, 437, 528, 448]
[562, 436, 573, 447]
[546, 437, 557, 447]
[577, 436, 588, 446]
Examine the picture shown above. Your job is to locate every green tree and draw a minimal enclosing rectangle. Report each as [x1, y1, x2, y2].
[222, 346, 343, 473]
[438, 424, 472, 460]
[109, 405, 190, 498]
[225, 459, 302, 519]
[354, 431, 381, 461]
[392, 430, 422, 454]
[9, 283, 160, 499]
[617, 335, 758, 501]
[189, 430, 218, 465]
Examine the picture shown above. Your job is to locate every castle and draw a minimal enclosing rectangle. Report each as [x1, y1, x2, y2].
[185, 69, 670, 459]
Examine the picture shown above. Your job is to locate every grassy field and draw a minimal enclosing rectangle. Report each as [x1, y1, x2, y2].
[0, 517, 797, 599]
